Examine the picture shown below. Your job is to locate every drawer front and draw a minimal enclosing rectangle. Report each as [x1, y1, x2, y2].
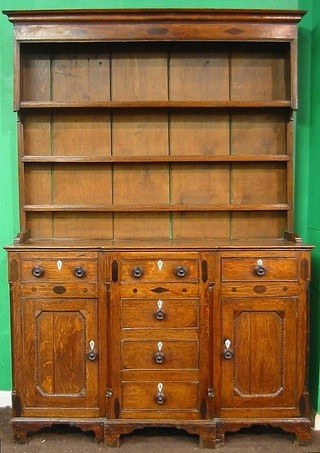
[221, 282, 298, 297]
[122, 340, 199, 370]
[120, 258, 199, 282]
[221, 257, 298, 282]
[119, 283, 199, 298]
[122, 381, 198, 410]
[21, 283, 98, 298]
[121, 299, 198, 328]
[21, 258, 98, 282]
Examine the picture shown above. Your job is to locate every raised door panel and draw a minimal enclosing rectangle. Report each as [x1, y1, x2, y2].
[22, 298, 99, 415]
[220, 297, 298, 415]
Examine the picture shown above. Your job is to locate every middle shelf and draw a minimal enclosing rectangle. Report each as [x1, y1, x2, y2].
[23, 203, 290, 212]
[20, 109, 291, 159]
[21, 155, 290, 163]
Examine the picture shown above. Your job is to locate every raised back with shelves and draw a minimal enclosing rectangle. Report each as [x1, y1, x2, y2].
[12, 17, 296, 243]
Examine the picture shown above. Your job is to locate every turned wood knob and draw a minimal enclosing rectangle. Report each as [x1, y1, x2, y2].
[254, 265, 266, 277]
[131, 266, 143, 278]
[87, 340, 97, 361]
[175, 266, 187, 277]
[154, 351, 165, 364]
[74, 266, 86, 278]
[32, 265, 44, 278]
[223, 349, 233, 360]
[87, 350, 97, 361]
[223, 339, 233, 360]
[155, 392, 166, 405]
[154, 309, 166, 321]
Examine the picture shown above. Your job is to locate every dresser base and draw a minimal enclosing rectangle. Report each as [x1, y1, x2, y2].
[12, 417, 105, 444]
[12, 417, 312, 448]
[215, 417, 312, 447]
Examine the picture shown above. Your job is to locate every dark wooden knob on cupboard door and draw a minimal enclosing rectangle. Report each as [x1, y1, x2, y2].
[74, 266, 86, 278]
[32, 265, 44, 278]
[175, 266, 187, 277]
[87, 340, 97, 361]
[87, 350, 97, 361]
[131, 266, 143, 278]
[223, 339, 233, 360]
[223, 349, 233, 360]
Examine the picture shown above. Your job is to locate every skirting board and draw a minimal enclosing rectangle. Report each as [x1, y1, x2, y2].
[315, 414, 320, 431]
[0, 391, 11, 407]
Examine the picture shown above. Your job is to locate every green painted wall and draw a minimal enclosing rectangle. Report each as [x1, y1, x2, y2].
[296, 0, 320, 411]
[5, 0, 318, 410]
[303, 0, 320, 410]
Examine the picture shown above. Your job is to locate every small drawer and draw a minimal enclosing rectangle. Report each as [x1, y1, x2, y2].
[221, 257, 298, 282]
[221, 282, 298, 297]
[21, 282, 98, 298]
[21, 258, 98, 282]
[119, 283, 199, 298]
[122, 340, 199, 370]
[121, 299, 199, 328]
[122, 381, 198, 410]
[120, 258, 199, 282]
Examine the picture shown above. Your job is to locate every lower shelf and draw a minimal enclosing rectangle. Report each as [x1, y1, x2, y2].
[11, 416, 312, 448]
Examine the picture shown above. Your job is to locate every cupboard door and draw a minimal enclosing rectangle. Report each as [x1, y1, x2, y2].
[22, 298, 99, 416]
[220, 297, 298, 416]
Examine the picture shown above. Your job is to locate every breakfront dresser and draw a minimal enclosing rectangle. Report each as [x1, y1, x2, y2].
[4, 8, 313, 447]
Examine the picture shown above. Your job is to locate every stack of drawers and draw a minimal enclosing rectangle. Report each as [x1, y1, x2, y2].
[114, 252, 209, 420]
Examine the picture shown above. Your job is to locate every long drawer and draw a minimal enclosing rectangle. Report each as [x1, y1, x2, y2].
[119, 258, 199, 282]
[122, 340, 199, 370]
[121, 298, 199, 328]
[221, 256, 298, 282]
[122, 381, 199, 411]
[20, 282, 98, 298]
[21, 256, 98, 283]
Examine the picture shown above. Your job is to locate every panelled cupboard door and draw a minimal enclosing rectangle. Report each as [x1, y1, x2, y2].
[220, 297, 298, 417]
[22, 298, 100, 416]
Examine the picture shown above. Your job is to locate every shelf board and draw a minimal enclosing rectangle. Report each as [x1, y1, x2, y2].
[23, 204, 290, 212]
[19, 100, 292, 109]
[22, 155, 290, 163]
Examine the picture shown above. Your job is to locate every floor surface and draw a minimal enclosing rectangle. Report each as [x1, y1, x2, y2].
[1, 408, 320, 453]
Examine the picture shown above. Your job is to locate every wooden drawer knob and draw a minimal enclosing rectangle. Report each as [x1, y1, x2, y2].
[32, 265, 44, 278]
[154, 351, 165, 364]
[175, 266, 187, 277]
[74, 266, 86, 278]
[254, 265, 266, 277]
[154, 309, 166, 321]
[131, 266, 143, 278]
[155, 383, 166, 405]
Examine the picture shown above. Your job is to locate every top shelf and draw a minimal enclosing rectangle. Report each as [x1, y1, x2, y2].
[19, 101, 292, 110]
